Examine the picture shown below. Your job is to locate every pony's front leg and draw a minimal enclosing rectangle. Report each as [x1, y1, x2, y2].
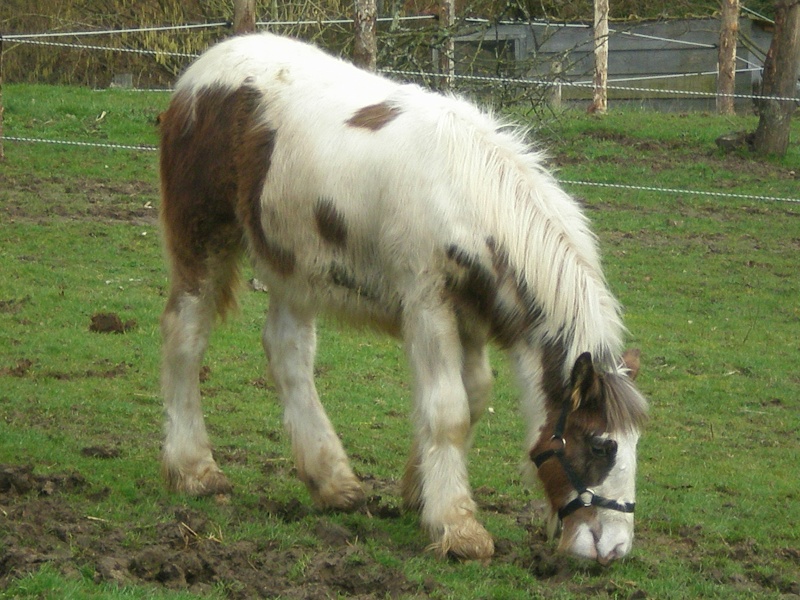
[263, 297, 364, 511]
[403, 304, 495, 560]
[161, 292, 232, 496]
[403, 329, 492, 508]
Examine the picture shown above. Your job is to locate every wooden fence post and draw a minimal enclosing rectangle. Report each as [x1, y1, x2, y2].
[439, 0, 455, 90]
[353, 0, 377, 71]
[717, 0, 739, 115]
[233, 0, 256, 35]
[547, 59, 563, 110]
[591, 0, 609, 114]
[0, 35, 5, 161]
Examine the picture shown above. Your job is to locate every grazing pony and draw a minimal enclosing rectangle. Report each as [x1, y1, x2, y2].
[158, 33, 648, 564]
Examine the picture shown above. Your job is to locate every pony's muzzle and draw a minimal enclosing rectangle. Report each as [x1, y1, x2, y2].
[557, 509, 633, 565]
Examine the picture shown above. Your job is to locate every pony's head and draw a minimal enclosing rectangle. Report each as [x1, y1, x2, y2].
[530, 350, 647, 564]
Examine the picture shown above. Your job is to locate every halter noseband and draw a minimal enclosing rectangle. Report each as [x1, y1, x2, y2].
[531, 402, 635, 522]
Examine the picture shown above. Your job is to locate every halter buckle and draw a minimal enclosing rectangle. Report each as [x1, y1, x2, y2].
[578, 489, 595, 507]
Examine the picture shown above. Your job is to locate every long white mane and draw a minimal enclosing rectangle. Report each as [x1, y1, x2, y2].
[414, 90, 625, 374]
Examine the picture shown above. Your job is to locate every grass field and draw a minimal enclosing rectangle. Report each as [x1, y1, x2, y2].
[1, 84, 799, 599]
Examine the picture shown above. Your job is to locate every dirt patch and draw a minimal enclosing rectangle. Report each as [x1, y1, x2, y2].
[0, 358, 131, 381]
[0, 173, 159, 226]
[0, 465, 441, 598]
[0, 462, 600, 598]
[0, 297, 31, 315]
[89, 312, 138, 334]
[0, 359, 33, 378]
[80, 446, 122, 460]
[0, 465, 87, 496]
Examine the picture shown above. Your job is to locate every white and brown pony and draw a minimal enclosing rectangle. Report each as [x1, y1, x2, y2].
[158, 33, 648, 564]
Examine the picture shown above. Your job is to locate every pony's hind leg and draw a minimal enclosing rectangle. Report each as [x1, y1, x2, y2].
[160, 236, 241, 496]
[402, 301, 494, 560]
[262, 295, 364, 511]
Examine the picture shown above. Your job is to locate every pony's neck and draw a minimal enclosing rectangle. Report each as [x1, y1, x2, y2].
[512, 342, 551, 445]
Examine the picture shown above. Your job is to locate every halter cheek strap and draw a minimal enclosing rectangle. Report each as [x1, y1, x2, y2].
[532, 403, 635, 521]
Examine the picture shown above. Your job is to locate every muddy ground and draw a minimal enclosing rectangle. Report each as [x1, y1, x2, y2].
[0, 463, 579, 599]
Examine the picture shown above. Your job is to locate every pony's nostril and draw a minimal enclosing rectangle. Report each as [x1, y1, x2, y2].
[597, 541, 626, 566]
[591, 523, 603, 545]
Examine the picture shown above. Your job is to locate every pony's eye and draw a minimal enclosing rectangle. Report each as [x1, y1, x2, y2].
[589, 436, 617, 458]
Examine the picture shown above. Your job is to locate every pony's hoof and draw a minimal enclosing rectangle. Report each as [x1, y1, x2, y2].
[430, 519, 495, 561]
[312, 477, 366, 512]
[164, 463, 233, 497]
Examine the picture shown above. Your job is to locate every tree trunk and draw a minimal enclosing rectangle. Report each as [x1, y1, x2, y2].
[233, 0, 256, 35]
[752, 1, 800, 156]
[590, 0, 609, 114]
[717, 0, 739, 115]
[353, 0, 378, 71]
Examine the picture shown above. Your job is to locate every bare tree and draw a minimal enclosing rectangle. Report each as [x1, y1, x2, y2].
[752, 0, 800, 156]
[717, 0, 739, 115]
[353, 0, 377, 71]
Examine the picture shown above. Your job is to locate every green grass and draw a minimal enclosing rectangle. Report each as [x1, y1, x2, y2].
[1, 84, 800, 598]
[2, 83, 164, 181]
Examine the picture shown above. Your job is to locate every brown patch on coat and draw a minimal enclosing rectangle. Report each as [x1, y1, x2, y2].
[530, 398, 613, 514]
[445, 240, 545, 348]
[345, 102, 401, 131]
[539, 339, 568, 408]
[159, 82, 296, 319]
[315, 198, 348, 248]
[158, 85, 244, 316]
[532, 344, 600, 512]
[231, 84, 295, 277]
[445, 245, 497, 318]
[487, 237, 546, 345]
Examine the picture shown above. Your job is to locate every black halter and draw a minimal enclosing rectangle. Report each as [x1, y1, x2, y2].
[531, 402, 635, 521]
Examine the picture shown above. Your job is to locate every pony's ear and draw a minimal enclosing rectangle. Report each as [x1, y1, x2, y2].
[622, 348, 641, 381]
[569, 352, 605, 412]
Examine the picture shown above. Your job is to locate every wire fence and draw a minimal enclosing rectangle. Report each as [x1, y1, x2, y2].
[1, 15, 799, 206]
[5, 31, 799, 103]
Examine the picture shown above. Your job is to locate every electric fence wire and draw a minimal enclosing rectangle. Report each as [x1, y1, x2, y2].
[2, 21, 799, 205]
[6, 34, 799, 103]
